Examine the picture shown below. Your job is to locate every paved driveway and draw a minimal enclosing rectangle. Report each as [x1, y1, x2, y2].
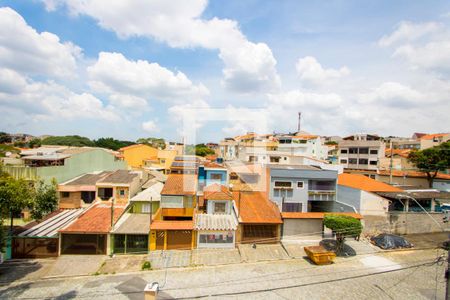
[238, 244, 290, 262]
[192, 248, 241, 266]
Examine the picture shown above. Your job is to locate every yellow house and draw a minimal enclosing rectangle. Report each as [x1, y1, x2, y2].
[143, 149, 177, 174]
[119, 144, 158, 169]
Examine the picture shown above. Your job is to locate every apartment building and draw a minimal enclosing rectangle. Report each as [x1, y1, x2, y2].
[338, 134, 385, 175]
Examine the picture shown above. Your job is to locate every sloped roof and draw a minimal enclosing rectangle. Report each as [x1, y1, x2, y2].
[118, 144, 151, 151]
[385, 148, 411, 158]
[60, 203, 125, 234]
[97, 170, 138, 184]
[19, 209, 85, 237]
[338, 173, 402, 192]
[161, 174, 197, 195]
[281, 212, 363, 219]
[131, 181, 163, 201]
[203, 183, 233, 200]
[194, 213, 238, 230]
[112, 213, 150, 234]
[234, 191, 282, 224]
[377, 170, 450, 180]
[420, 133, 449, 140]
[62, 172, 111, 186]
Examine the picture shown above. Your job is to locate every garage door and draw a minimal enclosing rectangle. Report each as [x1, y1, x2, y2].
[61, 234, 106, 255]
[242, 225, 278, 244]
[166, 230, 192, 250]
[283, 219, 323, 238]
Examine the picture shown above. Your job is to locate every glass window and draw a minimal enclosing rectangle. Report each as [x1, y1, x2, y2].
[340, 149, 348, 154]
[282, 202, 302, 212]
[214, 202, 226, 214]
[369, 160, 377, 165]
[297, 181, 304, 188]
[270, 156, 280, 163]
[274, 181, 292, 188]
[119, 189, 125, 196]
[142, 203, 151, 213]
[199, 232, 234, 244]
[359, 148, 369, 154]
[349, 148, 358, 154]
[370, 149, 378, 155]
[210, 173, 222, 180]
[61, 192, 70, 198]
[340, 159, 347, 164]
[349, 158, 358, 164]
[359, 159, 368, 165]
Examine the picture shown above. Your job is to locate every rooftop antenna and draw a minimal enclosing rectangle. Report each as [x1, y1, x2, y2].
[297, 112, 302, 133]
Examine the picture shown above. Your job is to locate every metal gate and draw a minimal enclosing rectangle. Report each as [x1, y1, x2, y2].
[166, 230, 192, 250]
[156, 231, 165, 250]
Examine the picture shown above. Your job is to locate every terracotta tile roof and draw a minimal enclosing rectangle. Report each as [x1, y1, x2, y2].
[378, 170, 450, 180]
[60, 203, 125, 234]
[338, 173, 402, 192]
[204, 183, 233, 200]
[281, 212, 363, 219]
[203, 162, 225, 169]
[291, 134, 319, 140]
[150, 220, 193, 230]
[420, 133, 449, 140]
[385, 148, 411, 158]
[234, 191, 282, 224]
[161, 174, 197, 195]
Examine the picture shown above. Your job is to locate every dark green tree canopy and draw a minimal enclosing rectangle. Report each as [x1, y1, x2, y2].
[42, 135, 95, 147]
[408, 141, 450, 187]
[323, 214, 363, 237]
[94, 137, 135, 151]
[136, 137, 166, 149]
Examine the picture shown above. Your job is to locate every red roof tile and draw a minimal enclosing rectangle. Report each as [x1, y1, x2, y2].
[338, 173, 402, 192]
[420, 133, 449, 140]
[204, 184, 233, 200]
[161, 174, 197, 195]
[60, 203, 125, 234]
[234, 191, 282, 224]
[378, 170, 450, 180]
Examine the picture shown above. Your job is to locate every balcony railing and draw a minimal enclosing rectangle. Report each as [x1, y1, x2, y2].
[308, 190, 336, 201]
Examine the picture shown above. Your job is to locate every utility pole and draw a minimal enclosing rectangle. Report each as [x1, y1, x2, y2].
[389, 140, 393, 184]
[297, 112, 302, 133]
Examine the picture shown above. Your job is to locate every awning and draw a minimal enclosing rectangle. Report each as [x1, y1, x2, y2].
[194, 213, 238, 231]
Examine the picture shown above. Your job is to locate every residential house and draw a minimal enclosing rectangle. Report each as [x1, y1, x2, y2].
[378, 149, 415, 171]
[219, 138, 238, 160]
[234, 191, 283, 244]
[3, 146, 126, 183]
[267, 165, 339, 213]
[338, 134, 386, 177]
[169, 156, 201, 174]
[165, 141, 184, 155]
[149, 174, 198, 250]
[95, 170, 142, 205]
[194, 184, 238, 248]
[198, 161, 228, 189]
[419, 133, 450, 150]
[129, 180, 163, 214]
[376, 170, 450, 190]
[58, 172, 111, 209]
[118, 144, 158, 169]
[59, 203, 125, 255]
[143, 149, 178, 174]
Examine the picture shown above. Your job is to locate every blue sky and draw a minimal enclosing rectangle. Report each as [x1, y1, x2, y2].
[1, 0, 449, 143]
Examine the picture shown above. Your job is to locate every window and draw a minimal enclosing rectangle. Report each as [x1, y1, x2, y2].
[340, 149, 348, 154]
[142, 203, 151, 213]
[98, 188, 113, 200]
[61, 192, 70, 198]
[359, 147, 369, 154]
[199, 232, 233, 244]
[349, 148, 358, 154]
[249, 156, 258, 162]
[284, 157, 287, 160]
[210, 173, 222, 180]
[270, 156, 280, 163]
[274, 189, 293, 198]
[81, 191, 95, 203]
[297, 181, 304, 189]
[348, 158, 358, 164]
[369, 160, 377, 165]
[160, 159, 166, 164]
[274, 181, 292, 188]
[370, 149, 378, 155]
[340, 159, 347, 164]
[119, 189, 126, 196]
[214, 202, 226, 214]
[358, 159, 368, 165]
[282, 202, 302, 212]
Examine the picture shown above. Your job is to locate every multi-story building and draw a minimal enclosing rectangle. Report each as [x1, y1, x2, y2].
[419, 133, 450, 150]
[338, 134, 386, 176]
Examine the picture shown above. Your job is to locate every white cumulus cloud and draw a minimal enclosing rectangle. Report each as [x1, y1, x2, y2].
[296, 56, 349, 85]
[42, 0, 280, 93]
[0, 7, 81, 78]
[142, 120, 159, 133]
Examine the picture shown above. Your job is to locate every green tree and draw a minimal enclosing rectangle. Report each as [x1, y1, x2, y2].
[194, 144, 215, 157]
[94, 137, 135, 151]
[408, 142, 450, 188]
[41, 135, 95, 147]
[136, 137, 166, 149]
[323, 214, 363, 255]
[31, 179, 58, 220]
[28, 138, 42, 148]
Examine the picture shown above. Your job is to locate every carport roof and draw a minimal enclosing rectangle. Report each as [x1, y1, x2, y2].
[18, 208, 85, 238]
[194, 213, 238, 231]
[112, 213, 150, 234]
